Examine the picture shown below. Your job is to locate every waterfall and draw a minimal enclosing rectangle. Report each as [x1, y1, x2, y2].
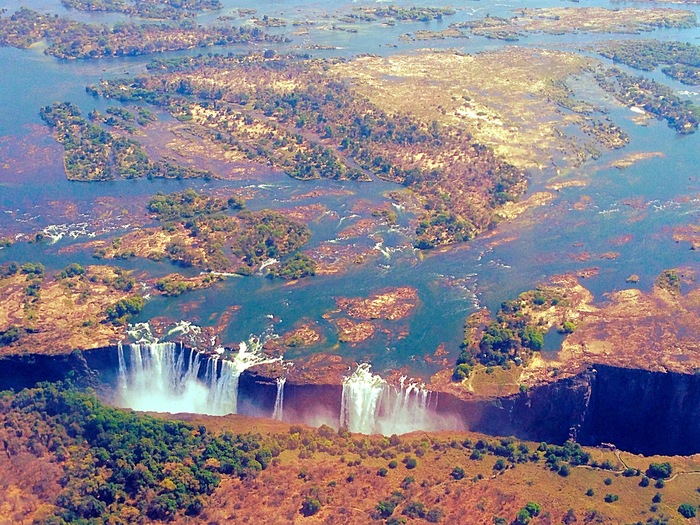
[377, 377, 435, 435]
[272, 377, 286, 421]
[341, 364, 440, 435]
[204, 338, 282, 415]
[117, 341, 210, 414]
[341, 364, 387, 433]
[116, 337, 281, 416]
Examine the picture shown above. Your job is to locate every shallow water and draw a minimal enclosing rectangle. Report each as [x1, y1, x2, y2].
[1, 0, 699, 378]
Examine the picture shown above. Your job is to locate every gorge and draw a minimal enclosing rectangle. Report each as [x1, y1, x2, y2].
[1, 344, 698, 457]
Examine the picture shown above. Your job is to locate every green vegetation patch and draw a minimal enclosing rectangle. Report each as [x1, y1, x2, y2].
[597, 39, 700, 85]
[40, 102, 212, 181]
[0, 8, 286, 59]
[0, 382, 276, 523]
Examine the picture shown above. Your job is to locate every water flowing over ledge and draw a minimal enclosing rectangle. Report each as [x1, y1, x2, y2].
[116, 340, 281, 416]
[2, 347, 700, 455]
[340, 363, 442, 434]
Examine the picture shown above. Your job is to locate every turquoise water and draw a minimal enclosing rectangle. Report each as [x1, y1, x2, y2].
[1, 0, 700, 378]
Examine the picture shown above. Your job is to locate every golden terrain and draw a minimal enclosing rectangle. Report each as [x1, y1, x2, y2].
[334, 48, 619, 170]
[438, 271, 700, 399]
[4, 406, 700, 525]
[465, 7, 697, 37]
[0, 265, 222, 355]
[0, 266, 135, 355]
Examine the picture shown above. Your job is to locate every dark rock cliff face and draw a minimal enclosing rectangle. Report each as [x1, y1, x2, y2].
[2, 348, 700, 455]
[578, 365, 700, 456]
[0, 351, 96, 391]
[434, 372, 593, 445]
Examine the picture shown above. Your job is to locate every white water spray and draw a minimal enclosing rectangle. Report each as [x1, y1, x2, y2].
[272, 377, 286, 421]
[117, 337, 282, 416]
[340, 364, 440, 435]
[341, 364, 387, 433]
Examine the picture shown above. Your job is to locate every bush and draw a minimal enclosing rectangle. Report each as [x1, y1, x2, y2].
[403, 456, 417, 469]
[604, 478, 613, 486]
[400, 477, 414, 490]
[451, 467, 465, 480]
[427, 507, 445, 523]
[377, 468, 388, 477]
[375, 500, 397, 518]
[300, 497, 321, 517]
[524, 503, 541, 517]
[586, 488, 595, 497]
[639, 476, 650, 487]
[402, 501, 426, 519]
[678, 504, 697, 519]
[493, 459, 506, 471]
[604, 494, 619, 503]
[652, 493, 662, 504]
[515, 508, 532, 525]
[558, 464, 571, 477]
[647, 462, 673, 480]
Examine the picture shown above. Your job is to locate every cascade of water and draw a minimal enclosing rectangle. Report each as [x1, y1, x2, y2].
[203, 338, 283, 415]
[272, 377, 286, 421]
[117, 338, 281, 415]
[377, 378, 433, 435]
[341, 364, 387, 433]
[117, 342, 213, 413]
[341, 365, 442, 435]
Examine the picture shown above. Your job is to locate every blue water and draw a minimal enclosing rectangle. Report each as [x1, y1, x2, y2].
[1, 0, 700, 378]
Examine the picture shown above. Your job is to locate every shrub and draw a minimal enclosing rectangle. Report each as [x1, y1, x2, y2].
[525, 502, 541, 517]
[388, 460, 398, 469]
[515, 508, 532, 525]
[377, 467, 388, 477]
[403, 456, 417, 469]
[493, 459, 506, 471]
[558, 464, 571, 477]
[300, 497, 321, 517]
[604, 478, 613, 486]
[639, 476, 650, 487]
[604, 494, 619, 503]
[678, 504, 697, 519]
[586, 488, 595, 497]
[402, 501, 426, 519]
[426, 507, 445, 523]
[652, 493, 662, 504]
[375, 500, 397, 518]
[451, 467, 465, 480]
[647, 462, 673, 480]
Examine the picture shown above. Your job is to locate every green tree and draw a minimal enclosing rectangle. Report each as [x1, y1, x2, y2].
[678, 504, 697, 519]
[647, 462, 672, 480]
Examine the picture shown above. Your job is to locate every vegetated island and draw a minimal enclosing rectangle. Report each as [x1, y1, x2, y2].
[0, 7, 286, 59]
[5, 381, 700, 524]
[443, 269, 700, 398]
[596, 39, 700, 86]
[334, 48, 632, 171]
[87, 189, 315, 277]
[90, 52, 527, 249]
[60, 0, 222, 19]
[40, 102, 212, 181]
[450, 7, 697, 41]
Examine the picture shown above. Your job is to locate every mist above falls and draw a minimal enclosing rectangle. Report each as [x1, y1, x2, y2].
[114, 342, 452, 435]
[116, 339, 280, 416]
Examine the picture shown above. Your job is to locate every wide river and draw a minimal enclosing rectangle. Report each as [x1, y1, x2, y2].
[1, 0, 699, 378]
